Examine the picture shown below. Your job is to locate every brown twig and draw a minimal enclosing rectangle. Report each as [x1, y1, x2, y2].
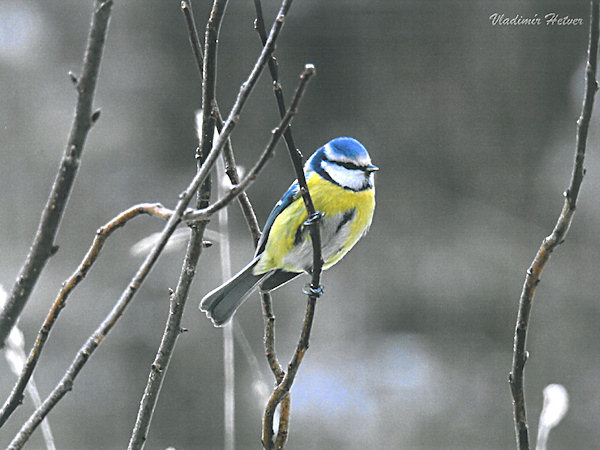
[508, 2, 600, 449]
[262, 264, 320, 449]
[181, 2, 281, 387]
[0, 203, 170, 429]
[261, 292, 285, 381]
[181, 0, 262, 243]
[127, 0, 227, 448]
[252, 1, 321, 447]
[0, 0, 113, 349]
[261, 65, 320, 450]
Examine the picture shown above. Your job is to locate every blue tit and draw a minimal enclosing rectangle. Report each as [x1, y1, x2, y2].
[200, 136, 377, 326]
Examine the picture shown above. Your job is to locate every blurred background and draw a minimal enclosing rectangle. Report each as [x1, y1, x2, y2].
[1, 0, 600, 448]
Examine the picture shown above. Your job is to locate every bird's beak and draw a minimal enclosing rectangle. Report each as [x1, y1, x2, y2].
[366, 164, 379, 173]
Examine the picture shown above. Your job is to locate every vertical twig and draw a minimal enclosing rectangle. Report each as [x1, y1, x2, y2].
[127, 223, 208, 450]
[0, 0, 113, 349]
[252, 0, 290, 388]
[508, 2, 599, 449]
[253, 2, 321, 447]
[261, 65, 319, 450]
[182, 0, 262, 243]
[127, 1, 227, 448]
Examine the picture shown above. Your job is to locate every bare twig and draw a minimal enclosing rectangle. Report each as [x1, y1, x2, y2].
[253, 0, 300, 163]
[261, 64, 319, 450]
[0, 203, 170, 429]
[262, 261, 320, 449]
[252, 0, 293, 388]
[182, 0, 262, 243]
[508, 2, 599, 449]
[252, 2, 322, 447]
[186, 65, 315, 223]
[184, 0, 284, 387]
[180, 1, 204, 75]
[127, 224, 208, 450]
[261, 291, 285, 381]
[8, 1, 294, 445]
[0, 0, 113, 349]
[181, 2, 277, 391]
[129, 0, 227, 449]
[128, 0, 227, 447]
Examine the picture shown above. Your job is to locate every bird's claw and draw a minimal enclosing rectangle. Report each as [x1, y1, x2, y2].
[303, 283, 324, 298]
[304, 211, 325, 226]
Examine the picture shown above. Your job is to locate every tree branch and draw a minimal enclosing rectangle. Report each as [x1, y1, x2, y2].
[0, 203, 170, 429]
[261, 64, 320, 450]
[127, 224, 208, 450]
[252, 2, 322, 447]
[182, 0, 263, 243]
[185, 65, 315, 223]
[183, 0, 286, 390]
[127, 0, 227, 447]
[508, 2, 600, 449]
[180, 2, 282, 388]
[0, 0, 113, 349]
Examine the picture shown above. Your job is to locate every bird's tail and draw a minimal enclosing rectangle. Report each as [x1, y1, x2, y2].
[200, 256, 268, 326]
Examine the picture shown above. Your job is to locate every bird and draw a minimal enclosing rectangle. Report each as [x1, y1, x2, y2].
[200, 136, 377, 326]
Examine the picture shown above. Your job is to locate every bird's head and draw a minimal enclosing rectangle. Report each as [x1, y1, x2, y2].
[307, 137, 378, 191]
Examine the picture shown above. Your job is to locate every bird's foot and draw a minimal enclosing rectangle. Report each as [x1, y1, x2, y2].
[303, 283, 324, 298]
[303, 211, 325, 226]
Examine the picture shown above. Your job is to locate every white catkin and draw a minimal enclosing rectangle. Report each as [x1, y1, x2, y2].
[536, 384, 569, 450]
[1, 285, 56, 450]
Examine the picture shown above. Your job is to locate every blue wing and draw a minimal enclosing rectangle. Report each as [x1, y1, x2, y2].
[256, 180, 301, 255]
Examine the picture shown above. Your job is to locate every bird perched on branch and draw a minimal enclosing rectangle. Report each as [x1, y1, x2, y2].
[200, 137, 377, 326]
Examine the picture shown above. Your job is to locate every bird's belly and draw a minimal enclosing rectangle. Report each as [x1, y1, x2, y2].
[280, 211, 354, 271]
[255, 178, 375, 274]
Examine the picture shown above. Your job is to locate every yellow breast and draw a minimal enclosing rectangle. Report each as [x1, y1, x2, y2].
[255, 172, 375, 274]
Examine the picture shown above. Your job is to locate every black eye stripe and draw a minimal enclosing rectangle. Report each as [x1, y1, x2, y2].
[338, 161, 361, 170]
[322, 155, 366, 171]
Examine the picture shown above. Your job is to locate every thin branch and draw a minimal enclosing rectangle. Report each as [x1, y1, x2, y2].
[253, 0, 300, 163]
[262, 265, 320, 449]
[183, 2, 283, 384]
[261, 292, 285, 381]
[261, 65, 320, 450]
[508, 2, 599, 449]
[0, 203, 170, 429]
[185, 65, 316, 222]
[128, 0, 227, 447]
[253, 0, 293, 387]
[8, 1, 294, 444]
[181, 1, 204, 76]
[126, 224, 208, 450]
[0, 0, 113, 349]
[253, 2, 322, 447]
[181, 0, 263, 244]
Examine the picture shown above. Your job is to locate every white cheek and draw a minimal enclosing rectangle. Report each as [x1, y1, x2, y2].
[323, 164, 364, 190]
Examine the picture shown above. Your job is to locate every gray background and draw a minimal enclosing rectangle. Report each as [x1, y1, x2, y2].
[1, 1, 600, 448]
